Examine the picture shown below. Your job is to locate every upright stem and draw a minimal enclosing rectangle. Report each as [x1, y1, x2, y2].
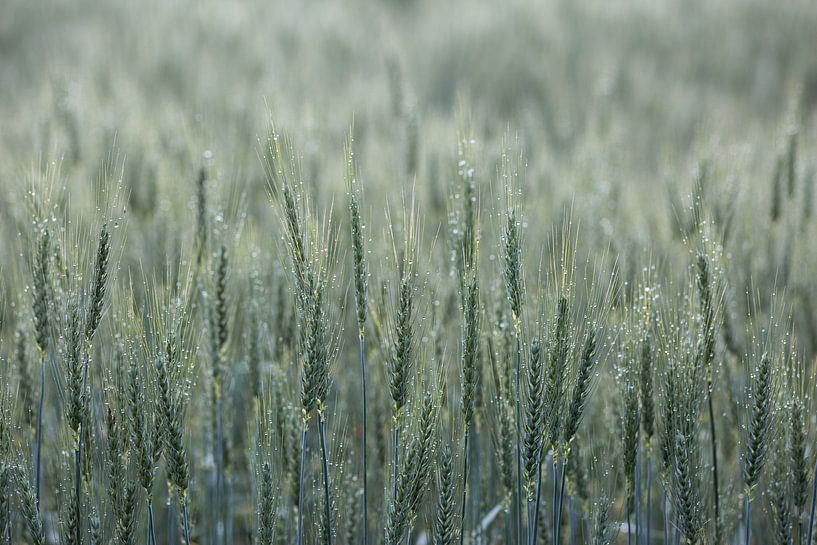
[74, 441, 82, 545]
[707, 387, 720, 542]
[359, 335, 368, 545]
[514, 332, 524, 545]
[215, 393, 224, 545]
[645, 457, 652, 545]
[806, 457, 817, 545]
[297, 424, 308, 545]
[474, 428, 482, 545]
[35, 352, 45, 508]
[181, 500, 191, 545]
[459, 429, 470, 545]
[147, 500, 156, 545]
[744, 495, 751, 545]
[527, 488, 533, 545]
[530, 452, 544, 545]
[555, 457, 567, 545]
[552, 458, 558, 545]
[662, 491, 668, 545]
[318, 414, 333, 545]
[635, 451, 641, 545]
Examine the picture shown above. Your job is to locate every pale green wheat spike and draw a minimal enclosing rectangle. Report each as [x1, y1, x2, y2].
[590, 496, 618, 545]
[258, 462, 276, 545]
[769, 438, 792, 545]
[433, 445, 458, 545]
[789, 396, 808, 526]
[522, 339, 544, 498]
[389, 272, 415, 424]
[621, 379, 639, 513]
[547, 297, 571, 451]
[85, 223, 110, 342]
[638, 331, 654, 444]
[742, 352, 776, 544]
[743, 353, 774, 491]
[563, 330, 598, 450]
[461, 273, 481, 429]
[14, 463, 44, 545]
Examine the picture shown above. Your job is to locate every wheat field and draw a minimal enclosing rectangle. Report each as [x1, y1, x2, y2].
[1, 0, 817, 544]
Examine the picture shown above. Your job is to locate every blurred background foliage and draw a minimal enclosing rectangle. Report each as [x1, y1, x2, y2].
[3, 0, 817, 354]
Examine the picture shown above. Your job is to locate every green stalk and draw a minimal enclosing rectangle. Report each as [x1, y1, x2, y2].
[215, 391, 224, 545]
[182, 500, 191, 545]
[147, 500, 156, 545]
[514, 331, 524, 545]
[552, 458, 558, 545]
[645, 457, 652, 545]
[297, 423, 308, 545]
[318, 413, 333, 545]
[744, 494, 751, 545]
[706, 386, 720, 542]
[34, 352, 45, 508]
[530, 452, 544, 545]
[634, 451, 641, 545]
[662, 492, 668, 545]
[806, 457, 817, 545]
[555, 458, 567, 545]
[473, 428, 482, 545]
[74, 440, 82, 545]
[359, 335, 368, 545]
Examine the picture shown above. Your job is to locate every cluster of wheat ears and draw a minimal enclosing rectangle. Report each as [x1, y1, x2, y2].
[0, 123, 813, 545]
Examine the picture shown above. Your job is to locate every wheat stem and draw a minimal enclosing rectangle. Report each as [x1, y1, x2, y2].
[359, 334, 368, 545]
[662, 491, 668, 545]
[297, 423, 308, 545]
[645, 457, 652, 545]
[34, 352, 45, 509]
[74, 441, 82, 545]
[182, 499, 191, 545]
[147, 500, 156, 545]
[555, 458, 567, 545]
[514, 332, 524, 545]
[806, 457, 817, 545]
[319, 411, 333, 545]
[530, 454, 543, 545]
[744, 494, 751, 545]
[635, 450, 641, 545]
[552, 458, 559, 545]
[706, 387, 720, 541]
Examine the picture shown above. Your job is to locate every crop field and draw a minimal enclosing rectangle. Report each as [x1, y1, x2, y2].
[2, 0, 817, 544]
